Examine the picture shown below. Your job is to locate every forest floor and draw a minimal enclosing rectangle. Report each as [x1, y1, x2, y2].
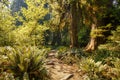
[45, 50, 84, 80]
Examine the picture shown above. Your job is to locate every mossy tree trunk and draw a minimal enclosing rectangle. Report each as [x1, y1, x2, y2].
[70, 1, 79, 48]
[85, 17, 98, 51]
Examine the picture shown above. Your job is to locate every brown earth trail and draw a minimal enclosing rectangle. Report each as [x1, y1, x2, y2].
[45, 50, 84, 80]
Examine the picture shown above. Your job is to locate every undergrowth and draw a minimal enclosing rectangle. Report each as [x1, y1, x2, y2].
[0, 46, 50, 80]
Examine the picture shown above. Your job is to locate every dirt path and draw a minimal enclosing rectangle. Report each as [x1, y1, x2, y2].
[45, 50, 83, 80]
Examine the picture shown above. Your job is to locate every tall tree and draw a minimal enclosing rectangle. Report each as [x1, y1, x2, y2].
[48, 0, 70, 46]
[70, 0, 79, 48]
[49, 0, 81, 47]
[83, 0, 114, 51]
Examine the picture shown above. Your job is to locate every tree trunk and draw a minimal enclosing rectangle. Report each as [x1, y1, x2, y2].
[85, 18, 97, 52]
[70, 1, 79, 48]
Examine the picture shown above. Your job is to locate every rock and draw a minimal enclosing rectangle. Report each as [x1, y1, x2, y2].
[48, 53, 55, 57]
[60, 74, 73, 80]
[46, 61, 55, 65]
[63, 70, 70, 73]
[51, 58, 58, 62]
[78, 69, 82, 72]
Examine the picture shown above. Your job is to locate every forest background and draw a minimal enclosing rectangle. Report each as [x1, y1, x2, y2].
[0, 0, 120, 80]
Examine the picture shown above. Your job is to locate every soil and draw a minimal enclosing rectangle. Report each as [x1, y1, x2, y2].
[45, 50, 84, 80]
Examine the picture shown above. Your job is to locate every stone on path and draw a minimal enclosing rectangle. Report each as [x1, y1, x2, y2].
[46, 61, 55, 65]
[60, 74, 73, 80]
[48, 53, 55, 57]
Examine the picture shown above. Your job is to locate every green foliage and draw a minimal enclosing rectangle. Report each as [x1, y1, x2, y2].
[78, 26, 90, 47]
[79, 48, 120, 80]
[79, 58, 120, 80]
[0, 2, 15, 46]
[56, 46, 69, 59]
[93, 49, 120, 62]
[1, 0, 120, 80]
[99, 26, 120, 51]
[56, 47, 83, 65]
[90, 23, 112, 39]
[0, 72, 15, 80]
[0, 46, 49, 80]
[111, 26, 120, 44]
[0, 72, 34, 80]
[11, 0, 49, 46]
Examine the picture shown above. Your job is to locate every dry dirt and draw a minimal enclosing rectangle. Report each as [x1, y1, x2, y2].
[45, 50, 84, 80]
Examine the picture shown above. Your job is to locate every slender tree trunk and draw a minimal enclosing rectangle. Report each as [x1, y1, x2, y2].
[85, 17, 97, 51]
[70, 1, 78, 48]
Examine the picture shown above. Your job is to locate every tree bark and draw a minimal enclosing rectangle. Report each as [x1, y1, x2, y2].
[70, 1, 79, 48]
[85, 17, 97, 52]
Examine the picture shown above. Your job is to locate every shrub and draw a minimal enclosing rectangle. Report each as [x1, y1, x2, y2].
[98, 25, 120, 51]
[79, 58, 120, 80]
[94, 49, 120, 62]
[56, 48, 83, 65]
[1, 46, 49, 80]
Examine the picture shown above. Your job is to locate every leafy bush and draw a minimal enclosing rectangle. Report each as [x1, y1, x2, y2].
[99, 26, 120, 51]
[80, 49, 120, 80]
[79, 58, 120, 80]
[0, 46, 49, 80]
[93, 49, 120, 62]
[11, 0, 49, 47]
[0, 72, 33, 80]
[0, 72, 15, 80]
[55, 46, 68, 59]
[56, 47, 83, 65]
[0, 47, 11, 76]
